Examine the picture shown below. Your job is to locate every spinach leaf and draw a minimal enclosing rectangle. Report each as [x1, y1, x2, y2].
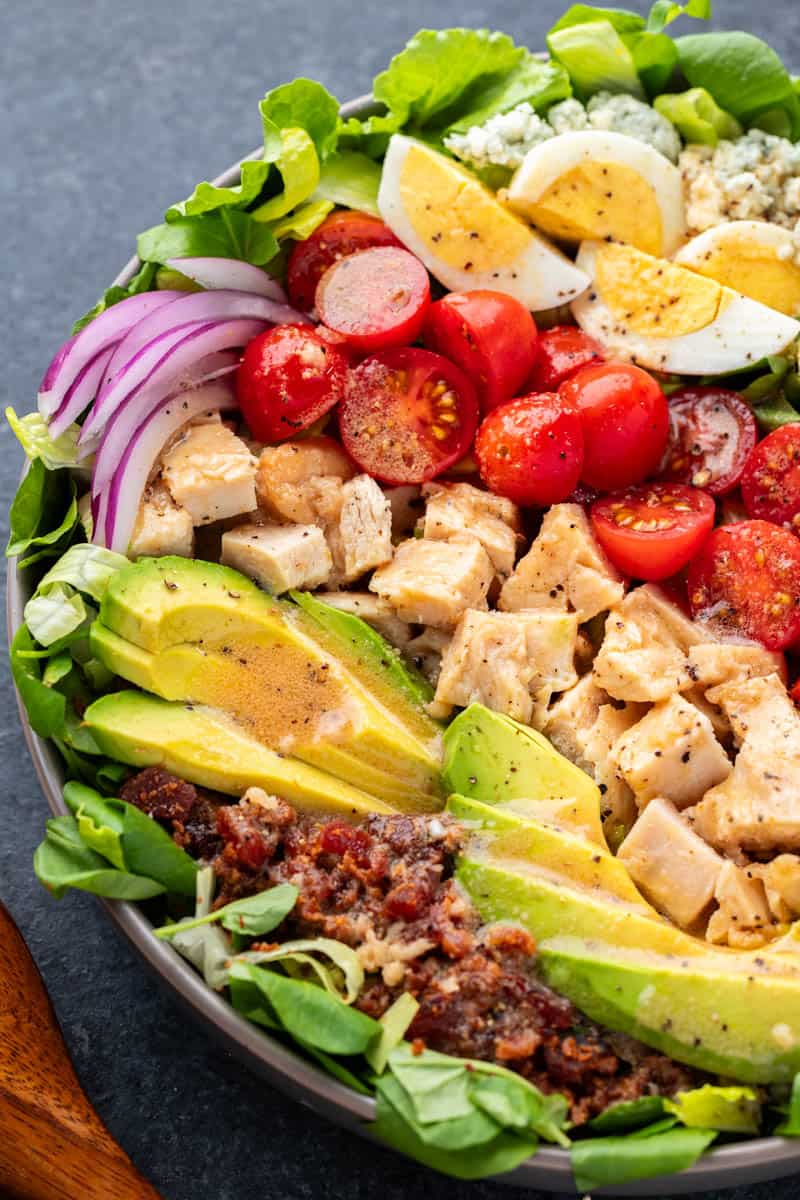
[156, 883, 298, 940]
[137, 210, 279, 268]
[239, 963, 379, 1055]
[571, 1126, 717, 1193]
[676, 32, 800, 138]
[775, 1073, 800, 1136]
[646, 0, 710, 34]
[470, 1074, 570, 1146]
[6, 461, 78, 562]
[296, 1039, 373, 1096]
[10, 624, 67, 738]
[588, 1095, 666, 1133]
[34, 815, 165, 901]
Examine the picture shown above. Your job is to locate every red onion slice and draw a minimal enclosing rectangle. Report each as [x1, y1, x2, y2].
[90, 321, 262, 493]
[98, 376, 238, 553]
[37, 291, 183, 419]
[166, 257, 288, 303]
[48, 345, 116, 439]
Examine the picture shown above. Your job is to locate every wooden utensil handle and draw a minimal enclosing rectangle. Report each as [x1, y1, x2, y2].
[0, 903, 163, 1200]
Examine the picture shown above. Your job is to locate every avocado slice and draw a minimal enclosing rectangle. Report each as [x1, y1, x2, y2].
[94, 557, 442, 810]
[85, 691, 394, 818]
[457, 836, 800, 1082]
[443, 704, 605, 845]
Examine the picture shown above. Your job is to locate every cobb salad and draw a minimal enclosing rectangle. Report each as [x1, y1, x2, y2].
[11, 2, 800, 1191]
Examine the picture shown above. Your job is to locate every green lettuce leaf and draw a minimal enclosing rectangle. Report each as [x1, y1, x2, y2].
[365, 993, 420, 1074]
[252, 127, 320, 223]
[676, 32, 800, 139]
[35, 543, 128, 602]
[547, 19, 645, 100]
[6, 461, 78, 562]
[588, 1096, 666, 1133]
[646, 0, 711, 34]
[654, 86, 742, 143]
[571, 1126, 717, 1193]
[156, 883, 298, 941]
[24, 584, 91, 649]
[269, 199, 334, 242]
[444, 55, 572, 135]
[231, 937, 363, 1003]
[166, 159, 271, 221]
[137, 210, 279, 268]
[6, 408, 82, 471]
[665, 1085, 761, 1133]
[33, 815, 166, 901]
[259, 79, 341, 161]
[313, 152, 382, 216]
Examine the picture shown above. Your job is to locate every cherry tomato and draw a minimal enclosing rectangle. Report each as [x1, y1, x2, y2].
[316, 247, 431, 353]
[236, 324, 348, 443]
[422, 290, 538, 414]
[560, 363, 669, 491]
[791, 678, 800, 707]
[591, 483, 715, 581]
[475, 393, 584, 507]
[526, 325, 605, 391]
[741, 424, 800, 531]
[658, 386, 758, 496]
[339, 347, 478, 484]
[688, 520, 800, 650]
[286, 211, 402, 311]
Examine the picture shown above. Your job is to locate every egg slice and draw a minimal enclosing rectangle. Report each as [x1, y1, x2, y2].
[377, 135, 590, 312]
[675, 221, 800, 318]
[572, 240, 800, 375]
[507, 131, 686, 258]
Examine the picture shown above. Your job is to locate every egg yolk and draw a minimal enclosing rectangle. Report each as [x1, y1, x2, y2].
[398, 142, 531, 272]
[684, 238, 800, 318]
[594, 242, 729, 337]
[524, 161, 664, 256]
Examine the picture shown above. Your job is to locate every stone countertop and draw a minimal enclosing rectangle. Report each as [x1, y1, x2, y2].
[2, 1, 800, 1197]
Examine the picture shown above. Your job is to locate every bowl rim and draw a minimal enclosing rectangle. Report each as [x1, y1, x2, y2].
[8, 92, 800, 1197]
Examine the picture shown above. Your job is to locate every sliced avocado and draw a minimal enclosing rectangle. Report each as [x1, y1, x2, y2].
[94, 557, 442, 811]
[443, 704, 605, 845]
[457, 838, 800, 1083]
[85, 691, 395, 818]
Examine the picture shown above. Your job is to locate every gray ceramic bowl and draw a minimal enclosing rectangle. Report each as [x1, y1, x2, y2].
[8, 95, 800, 1197]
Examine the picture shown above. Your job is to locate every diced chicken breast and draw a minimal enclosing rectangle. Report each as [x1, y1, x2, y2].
[618, 797, 723, 929]
[162, 422, 257, 525]
[385, 485, 424, 538]
[313, 592, 412, 649]
[423, 482, 521, 577]
[752, 855, 800, 923]
[255, 438, 354, 523]
[610, 694, 731, 811]
[337, 475, 393, 582]
[593, 584, 706, 702]
[434, 609, 579, 724]
[221, 523, 332, 593]
[129, 481, 194, 559]
[499, 503, 624, 621]
[687, 641, 785, 692]
[369, 537, 494, 628]
[692, 674, 800, 854]
[706, 861, 774, 949]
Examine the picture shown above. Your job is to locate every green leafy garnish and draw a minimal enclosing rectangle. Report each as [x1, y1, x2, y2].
[587, 1095, 666, 1133]
[34, 815, 166, 901]
[571, 1126, 717, 1193]
[156, 883, 298, 940]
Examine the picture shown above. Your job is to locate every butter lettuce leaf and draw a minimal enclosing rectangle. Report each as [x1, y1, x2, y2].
[548, 19, 645, 99]
[314, 151, 382, 216]
[665, 1085, 761, 1133]
[6, 408, 82, 471]
[137, 210, 279, 267]
[166, 159, 271, 221]
[445, 55, 572, 135]
[260, 78, 340, 161]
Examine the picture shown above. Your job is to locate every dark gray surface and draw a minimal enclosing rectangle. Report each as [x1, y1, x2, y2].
[2, 2, 800, 1197]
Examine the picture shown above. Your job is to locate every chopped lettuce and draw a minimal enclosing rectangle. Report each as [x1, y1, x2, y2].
[654, 86, 742, 143]
[34, 543, 128, 602]
[443, 55, 572, 136]
[665, 1085, 761, 1133]
[24, 584, 91, 649]
[313, 151, 382, 216]
[165, 159, 271, 220]
[548, 17, 646, 99]
[6, 408, 82, 471]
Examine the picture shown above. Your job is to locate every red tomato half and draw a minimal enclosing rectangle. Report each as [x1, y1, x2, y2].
[526, 325, 605, 392]
[591, 483, 715, 581]
[560, 362, 669, 491]
[422, 290, 538, 414]
[236, 324, 348, 442]
[741, 424, 800, 531]
[316, 247, 431, 352]
[475, 393, 584, 507]
[688, 520, 800, 650]
[658, 386, 758, 496]
[339, 347, 478, 484]
[286, 211, 402, 311]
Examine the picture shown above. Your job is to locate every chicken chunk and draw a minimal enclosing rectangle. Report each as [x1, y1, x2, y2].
[255, 438, 354, 523]
[610, 694, 731, 811]
[751, 855, 800, 923]
[423, 482, 521, 577]
[129, 481, 194, 559]
[706, 862, 775, 949]
[687, 642, 785, 692]
[221, 523, 332, 593]
[162, 422, 257, 524]
[617, 798, 723, 929]
[313, 593, 412, 649]
[692, 674, 800, 854]
[593, 584, 706, 703]
[499, 503, 624, 621]
[337, 475, 393, 581]
[434, 609, 579, 724]
[369, 537, 493, 628]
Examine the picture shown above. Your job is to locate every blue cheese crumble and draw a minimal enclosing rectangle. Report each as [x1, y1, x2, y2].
[680, 130, 800, 234]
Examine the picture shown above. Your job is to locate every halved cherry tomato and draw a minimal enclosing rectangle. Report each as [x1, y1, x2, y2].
[526, 325, 604, 392]
[475, 393, 584, 507]
[422, 290, 538, 414]
[316, 247, 431, 352]
[286, 211, 402, 311]
[236, 324, 348, 442]
[339, 347, 478, 484]
[591, 483, 715, 581]
[560, 362, 669, 491]
[658, 386, 758, 496]
[741, 424, 800, 531]
[688, 519, 800, 650]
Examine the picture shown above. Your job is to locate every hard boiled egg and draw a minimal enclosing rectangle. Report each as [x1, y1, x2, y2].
[377, 134, 590, 312]
[572, 240, 800, 375]
[675, 221, 800, 317]
[507, 131, 686, 257]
